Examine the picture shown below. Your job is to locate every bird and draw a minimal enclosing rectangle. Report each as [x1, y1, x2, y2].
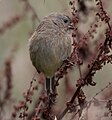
[29, 13, 73, 94]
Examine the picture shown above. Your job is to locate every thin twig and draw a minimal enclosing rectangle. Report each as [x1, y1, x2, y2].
[57, 86, 81, 120]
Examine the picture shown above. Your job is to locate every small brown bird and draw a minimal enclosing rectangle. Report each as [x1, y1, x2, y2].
[29, 13, 73, 94]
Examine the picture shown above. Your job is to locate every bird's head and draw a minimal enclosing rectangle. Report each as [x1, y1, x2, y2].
[44, 13, 74, 32]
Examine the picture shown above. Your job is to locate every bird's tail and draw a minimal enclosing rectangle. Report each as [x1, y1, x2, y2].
[45, 77, 55, 95]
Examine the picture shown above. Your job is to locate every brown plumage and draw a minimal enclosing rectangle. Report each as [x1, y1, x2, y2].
[29, 13, 73, 94]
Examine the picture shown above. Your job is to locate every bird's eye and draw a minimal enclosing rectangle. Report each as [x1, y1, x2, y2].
[62, 16, 71, 24]
[57, 15, 70, 24]
[63, 18, 69, 23]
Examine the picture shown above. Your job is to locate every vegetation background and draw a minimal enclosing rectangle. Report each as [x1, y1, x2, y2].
[0, 0, 112, 120]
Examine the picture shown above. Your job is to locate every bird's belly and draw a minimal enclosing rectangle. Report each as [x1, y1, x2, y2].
[35, 50, 62, 77]
[31, 34, 72, 77]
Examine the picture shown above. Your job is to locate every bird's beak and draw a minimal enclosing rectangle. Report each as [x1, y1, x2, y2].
[68, 22, 74, 30]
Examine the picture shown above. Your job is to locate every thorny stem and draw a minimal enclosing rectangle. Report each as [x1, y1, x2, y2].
[34, 101, 43, 118]
[70, 110, 80, 120]
[57, 12, 112, 120]
[107, 22, 111, 31]
[20, 76, 37, 120]
[92, 81, 112, 100]
[57, 86, 81, 120]
[84, 22, 111, 84]
[70, 86, 82, 104]
[65, 81, 112, 120]
[76, 51, 83, 80]
[58, 108, 68, 120]
[55, 0, 112, 119]
[83, 26, 111, 85]
[22, 82, 33, 120]
[76, 81, 112, 117]
[77, 64, 82, 80]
